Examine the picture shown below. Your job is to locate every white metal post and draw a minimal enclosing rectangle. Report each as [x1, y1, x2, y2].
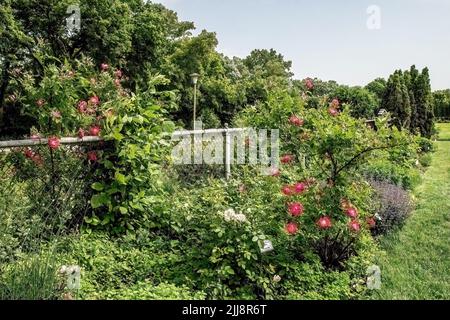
[193, 81, 197, 130]
[225, 124, 231, 180]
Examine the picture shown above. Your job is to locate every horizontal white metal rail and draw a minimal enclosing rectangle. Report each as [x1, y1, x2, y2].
[0, 127, 250, 180]
[0, 136, 103, 148]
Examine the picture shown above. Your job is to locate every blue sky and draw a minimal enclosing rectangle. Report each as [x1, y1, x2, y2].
[152, 0, 450, 90]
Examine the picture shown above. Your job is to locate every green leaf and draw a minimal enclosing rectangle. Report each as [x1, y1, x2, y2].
[91, 182, 104, 191]
[112, 130, 124, 141]
[103, 160, 114, 169]
[119, 206, 128, 214]
[101, 215, 111, 225]
[91, 193, 108, 209]
[115, 172, 127, 185]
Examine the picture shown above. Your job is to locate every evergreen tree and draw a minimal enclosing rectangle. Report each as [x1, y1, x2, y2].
[415, 68, 434, 137]
[382, 71, 410, 130]
[405, 67, 418, 133]
[382, 71, 402, 129]
[382, 65, 435, 137]
[401, 76, 412, 128]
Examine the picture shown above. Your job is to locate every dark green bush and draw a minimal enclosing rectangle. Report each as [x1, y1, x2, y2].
[417, 137, 434, 153]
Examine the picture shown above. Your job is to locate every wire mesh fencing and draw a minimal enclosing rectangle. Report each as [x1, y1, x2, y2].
[0, 137, 103, 265]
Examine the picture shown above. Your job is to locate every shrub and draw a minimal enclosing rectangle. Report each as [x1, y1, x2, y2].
[419, 153, 433, 167]
[13, 57, 177, 233]
[362, 161, 422, 190]
[369, 180, 414, 235]
[417, 137, 434, 153]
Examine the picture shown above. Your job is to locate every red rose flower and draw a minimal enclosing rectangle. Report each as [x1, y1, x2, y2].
[285, 222, 299, 235]
[331, 98, 340, 108]
[47, 136, 60, 150]
[77, 100, 88, 113]
[316, 216, 332, 230]
[348, 220, 361, 233]
[89, 125, 101, 136]
[346, 207, 358, 219]
[328, 107, 339, 117]
[280, 154, 294, 164]
[366, 217, 376, 228]
[87, 151, 98, 162]
[293, 182, 306, 194]
[100, 63, 109, 71]
[89, 95, 100, 106]
[289, 115, 304, 127]
[24, 148, 34, 159]
[305, 78, 314, 90]
[282, 185, 293, 196]
[288, 202, 304, 217]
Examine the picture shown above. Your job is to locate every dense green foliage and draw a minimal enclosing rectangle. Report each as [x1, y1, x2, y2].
[433, 90, 450, 119]
[0, 0, 443, 301]
[381, 66, 434, 137]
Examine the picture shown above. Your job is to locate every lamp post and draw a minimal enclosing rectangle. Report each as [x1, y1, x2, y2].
[190, 73, 200, 130]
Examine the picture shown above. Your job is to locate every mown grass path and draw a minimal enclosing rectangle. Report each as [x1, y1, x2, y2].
[371, 123, 450, 299]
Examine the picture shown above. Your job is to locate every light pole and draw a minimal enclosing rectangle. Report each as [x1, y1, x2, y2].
[190, 73, 200, 130]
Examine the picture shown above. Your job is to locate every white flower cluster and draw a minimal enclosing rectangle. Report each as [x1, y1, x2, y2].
[223, 208, 247, 223]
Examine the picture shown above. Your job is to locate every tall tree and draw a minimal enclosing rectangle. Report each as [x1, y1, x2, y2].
[365, 77, 387, 105]
[382, 71, 411, 129]
[0, 0, 195, 135]
[331, 85, 378, 119]
[407, 65, 420, 133]
[416, 68, 434, 137]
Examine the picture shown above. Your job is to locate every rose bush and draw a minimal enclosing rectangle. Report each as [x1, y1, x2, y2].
[13, 56, 177, 233]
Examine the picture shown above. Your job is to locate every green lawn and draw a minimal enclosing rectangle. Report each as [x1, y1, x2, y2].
[371, 123, 450, 300]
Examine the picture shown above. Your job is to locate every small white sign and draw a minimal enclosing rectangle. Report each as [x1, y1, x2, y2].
[259, 240, 274, 253]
